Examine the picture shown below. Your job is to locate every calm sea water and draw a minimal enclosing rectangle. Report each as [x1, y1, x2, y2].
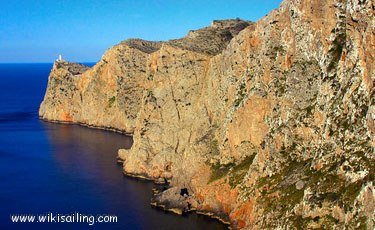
[0, 63, 226, 230]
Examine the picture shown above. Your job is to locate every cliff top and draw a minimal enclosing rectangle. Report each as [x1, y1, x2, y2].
[167, 19, 252, 55]
[54, 60, 90, 75]
[121, 39, 163, 54]
[121, 19, 252, 56]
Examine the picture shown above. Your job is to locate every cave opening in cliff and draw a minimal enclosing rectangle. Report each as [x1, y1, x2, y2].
[180, 188, 189, 197]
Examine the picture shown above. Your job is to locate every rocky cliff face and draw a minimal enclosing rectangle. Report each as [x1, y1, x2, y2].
[40, 0, 374, 229]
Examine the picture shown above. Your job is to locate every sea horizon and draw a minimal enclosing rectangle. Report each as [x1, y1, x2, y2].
[0, 62, 97, 64]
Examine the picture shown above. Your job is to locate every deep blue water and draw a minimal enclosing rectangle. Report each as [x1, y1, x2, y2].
[0, 63, 226, 230]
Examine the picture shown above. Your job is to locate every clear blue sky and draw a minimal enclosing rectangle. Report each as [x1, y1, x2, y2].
[0, 0, 282, 63]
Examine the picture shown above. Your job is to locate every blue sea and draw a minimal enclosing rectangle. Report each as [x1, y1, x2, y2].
[0, 63, 226, 230]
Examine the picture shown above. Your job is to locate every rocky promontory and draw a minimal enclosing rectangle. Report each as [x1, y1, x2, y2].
[40, 0, 374, 228]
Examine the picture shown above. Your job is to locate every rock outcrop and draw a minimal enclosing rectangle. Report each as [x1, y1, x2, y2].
[40, 1, 374, 229]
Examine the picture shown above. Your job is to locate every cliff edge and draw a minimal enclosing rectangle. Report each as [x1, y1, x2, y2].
[40, 0, 374, 229]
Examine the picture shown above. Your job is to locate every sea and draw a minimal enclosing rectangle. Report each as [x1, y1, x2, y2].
[0, 63, 226, 230]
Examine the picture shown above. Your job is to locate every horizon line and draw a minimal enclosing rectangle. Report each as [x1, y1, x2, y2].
[0, 61, 97, 64]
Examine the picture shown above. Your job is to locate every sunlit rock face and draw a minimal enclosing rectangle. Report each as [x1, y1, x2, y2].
[40, 0, 374, 228]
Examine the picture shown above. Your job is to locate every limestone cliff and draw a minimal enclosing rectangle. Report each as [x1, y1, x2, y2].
[40, 0, 374, 229]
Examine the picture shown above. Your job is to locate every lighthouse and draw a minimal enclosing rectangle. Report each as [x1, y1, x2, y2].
[56, 54, 63, 62]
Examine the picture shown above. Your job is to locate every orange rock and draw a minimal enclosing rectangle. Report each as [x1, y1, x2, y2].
[61, 112, 73, 122]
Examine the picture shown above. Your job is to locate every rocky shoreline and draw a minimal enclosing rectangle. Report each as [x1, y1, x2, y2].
[149, 179, 232, 227]
[39, 0, 374, 228]
[41, 116, 232, 227]
[39, 117, 133, 135]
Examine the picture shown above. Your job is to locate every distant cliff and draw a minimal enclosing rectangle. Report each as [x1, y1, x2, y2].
[40, 0, 374, 228]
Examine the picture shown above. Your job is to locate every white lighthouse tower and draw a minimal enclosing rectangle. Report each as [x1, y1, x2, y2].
[56, 54, 63, 62]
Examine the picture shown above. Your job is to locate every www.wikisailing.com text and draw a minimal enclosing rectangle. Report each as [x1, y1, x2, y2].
[10, 212, 118, 225]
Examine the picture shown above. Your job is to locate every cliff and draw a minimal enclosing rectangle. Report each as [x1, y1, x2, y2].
[39, 0, 374, 229]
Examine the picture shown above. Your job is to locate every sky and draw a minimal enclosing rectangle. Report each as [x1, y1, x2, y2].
[0, 0, 283, 63]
